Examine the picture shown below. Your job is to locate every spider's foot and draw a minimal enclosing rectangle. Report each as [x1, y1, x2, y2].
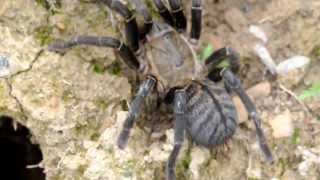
[266, 154, 274, 164]
[262, 144, 274, 164]
[117, 129, 130, 149]
[47, 40, 69, 53]
[165, 166, 176, 180]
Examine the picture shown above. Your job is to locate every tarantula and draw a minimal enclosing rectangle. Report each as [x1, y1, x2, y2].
[48, 0, 273, 179]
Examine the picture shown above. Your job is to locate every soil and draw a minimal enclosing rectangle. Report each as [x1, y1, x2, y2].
[0, 0, 319, 179]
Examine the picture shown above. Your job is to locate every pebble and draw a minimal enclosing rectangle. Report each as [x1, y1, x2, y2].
[247, 81, 272, 99]
[276, 56, 310, 88]
[190, 147, 210, 179]
[276, 56, 310, 75]
[254, 43, 278, 75]
[249, 25, 268, 43]
[269, 110, 294, 138]
[56, 22, 66, 31]
[62, 154, 86, 170]
[148, 144, 168, 162]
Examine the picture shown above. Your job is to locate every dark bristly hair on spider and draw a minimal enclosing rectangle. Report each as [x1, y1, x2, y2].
[0, 115, 46, 180]
[47, 0, 274, 179]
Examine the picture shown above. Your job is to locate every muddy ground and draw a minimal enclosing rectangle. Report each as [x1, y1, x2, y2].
[0, 0, 319, 179]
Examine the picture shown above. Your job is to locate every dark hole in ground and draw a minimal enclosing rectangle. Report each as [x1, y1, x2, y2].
[0, 115, 46, 180]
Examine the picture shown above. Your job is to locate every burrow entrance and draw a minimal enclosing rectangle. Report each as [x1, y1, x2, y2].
[0, 115, 46, 180]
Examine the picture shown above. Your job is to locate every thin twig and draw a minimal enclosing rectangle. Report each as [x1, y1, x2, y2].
[279, 84, 319, 120]
[279, 84, 307, 110]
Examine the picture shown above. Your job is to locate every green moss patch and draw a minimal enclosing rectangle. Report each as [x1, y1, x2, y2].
[35, 25, 54, 46]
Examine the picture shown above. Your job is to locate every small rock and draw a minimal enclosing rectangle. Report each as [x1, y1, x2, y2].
[62, 154, 86, 170]
[254, 43, 277, 75]
[276, 56, 310, 75]
[56, 22, 66, 31]
[148, 143, 169, 162]
[269, 110, 294, 138]
[249, 25, 268, 43]
[150, 132, 165, 139]
[277, 56, 310, 88]
[247, 81, 272, 99]
[190, 147, 210, 179]
[225, 7, 248, 31]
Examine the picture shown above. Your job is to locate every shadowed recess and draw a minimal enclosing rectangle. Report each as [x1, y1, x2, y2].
[0, 115, 46, 180]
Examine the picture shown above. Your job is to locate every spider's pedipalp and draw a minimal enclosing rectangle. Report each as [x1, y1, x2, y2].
[117, 76, 156, 149]
[102, 0, 140, 52]
[190, 0, 202, 44]
[154, 0, 174, 26]
[166, 89, 187, 180]
[205, 47, 240, 74]
[48, 36, 140, 70]
[168, 0, 187, 32]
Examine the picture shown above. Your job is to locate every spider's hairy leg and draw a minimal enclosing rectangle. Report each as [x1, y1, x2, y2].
[168, 0, 187, 32]
[222, 69, 274, 163]
[205, 47, 273, 162]
[166, 90, 187, 180]
[48, 36, 140, 70]
[101, 0, 140, 52]
[190, 0, 202, 44]
[117, 76, 156, 149]
[131, 0, 153, 39]
[154, 0, 174, 26]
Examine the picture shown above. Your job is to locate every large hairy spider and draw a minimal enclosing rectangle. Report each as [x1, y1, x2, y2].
[48, 0, 273, 179]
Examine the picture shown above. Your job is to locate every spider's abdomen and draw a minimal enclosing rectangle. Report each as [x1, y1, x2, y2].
[185, 80, 238, 148]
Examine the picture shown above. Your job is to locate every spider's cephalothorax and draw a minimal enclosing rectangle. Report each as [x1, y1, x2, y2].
[48, 0, 273, 179]
[142, 21, 197, 95]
